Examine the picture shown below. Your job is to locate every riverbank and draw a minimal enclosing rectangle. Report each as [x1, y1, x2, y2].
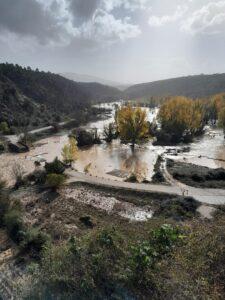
[167, 159, 225, 189]
[3, 105, 112, 145]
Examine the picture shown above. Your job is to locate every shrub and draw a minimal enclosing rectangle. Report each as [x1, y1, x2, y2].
[150, 224, 182, 256]
[46, 173, 66, 191]
[0, 121, 10, 135]
[155, 197, 199, 220]
[4, 209, 24, 242]
[129, 224, 183, 286]
[11, 162, 26, 189]
[79, 216, 95, 228]
[45, 157, 65, 175]
[72, 128, 95, 147]
[0, 193, 10, 226]
[20, 228, 50, 259]
[27, 169, 47, 185]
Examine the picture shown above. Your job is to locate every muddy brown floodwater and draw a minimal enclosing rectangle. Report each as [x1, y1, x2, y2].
[1, 102, 225, 185]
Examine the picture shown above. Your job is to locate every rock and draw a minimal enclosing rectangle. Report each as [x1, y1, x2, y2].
[8, 142, 29, 153]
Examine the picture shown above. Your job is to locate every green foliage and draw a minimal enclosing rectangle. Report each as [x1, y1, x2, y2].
[97, 229, 115, 247]
[0, 121, 10, 134]
[4, 209, 24, 242]
[45, 157, 65, 175]
[129, 224, 182, 285]
[72, 128, 101, 147]
[0, 192, 10, 226]
[27, 169, 47, 185]
[23, 225, 183, 299]
[20, 228, 50, 259]
[46, 173, 66, 190]
[150, 224, 182, 256]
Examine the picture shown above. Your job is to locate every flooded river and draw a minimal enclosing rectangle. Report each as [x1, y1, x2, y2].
[1, 102, 225, 185]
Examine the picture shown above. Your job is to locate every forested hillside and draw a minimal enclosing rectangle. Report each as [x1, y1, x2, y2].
[0, 63, 121, 130]
[125, 74, 225, 99]
[78, 82, 122, 102]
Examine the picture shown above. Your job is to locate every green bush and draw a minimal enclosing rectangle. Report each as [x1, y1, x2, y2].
[45, 157, 65, 175]
[0, 121, 10, 135]
[46, 173, 66, 190]
[27, 169, 47, 185]
[129, 224, 183, 285]
[150, 224, 182, 256]
[20, 228, 50, 259]
[4, 209, 24, 242]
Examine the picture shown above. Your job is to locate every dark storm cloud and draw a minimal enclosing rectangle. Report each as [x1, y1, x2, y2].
[68, 0, 101, 25]
[0, 0, 65, 44]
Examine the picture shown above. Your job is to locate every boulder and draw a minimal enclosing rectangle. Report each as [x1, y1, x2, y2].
[8, 142, 29, 153]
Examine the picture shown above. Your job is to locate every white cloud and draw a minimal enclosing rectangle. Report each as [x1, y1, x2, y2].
[79, 9, 141, 42]
[182, 1, 225, 35]
[103, 0, 151, 12]
[148, 5, 188, 27]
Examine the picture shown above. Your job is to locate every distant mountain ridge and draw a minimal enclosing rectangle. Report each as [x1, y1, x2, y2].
[60, 72, 131, 91]
[125, 74, 225, 99]
[0, 63, 122, 130]
[1, 62, 225, 132]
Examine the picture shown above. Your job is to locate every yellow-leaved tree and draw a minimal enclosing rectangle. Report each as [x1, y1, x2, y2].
[116, 105, 149, 149]
[61, 137, 78, 166]
[158, 96, 204, 142]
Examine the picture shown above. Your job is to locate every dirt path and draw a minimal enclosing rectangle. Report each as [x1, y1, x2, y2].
[66, 169, 225, 205]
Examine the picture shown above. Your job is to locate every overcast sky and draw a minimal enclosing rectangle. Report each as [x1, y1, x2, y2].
[0, 0, 225, 84]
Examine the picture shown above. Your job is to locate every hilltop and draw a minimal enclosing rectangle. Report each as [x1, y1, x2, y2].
[125, 74, 225, 99]
[60, 72, 130, 91]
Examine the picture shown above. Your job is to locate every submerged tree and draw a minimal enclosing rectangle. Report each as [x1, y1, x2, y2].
[61, 137, 78, 166]
[103, 122, 117, 143]
[157, 97, 204, 143]
[116, 105, 149, 149]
